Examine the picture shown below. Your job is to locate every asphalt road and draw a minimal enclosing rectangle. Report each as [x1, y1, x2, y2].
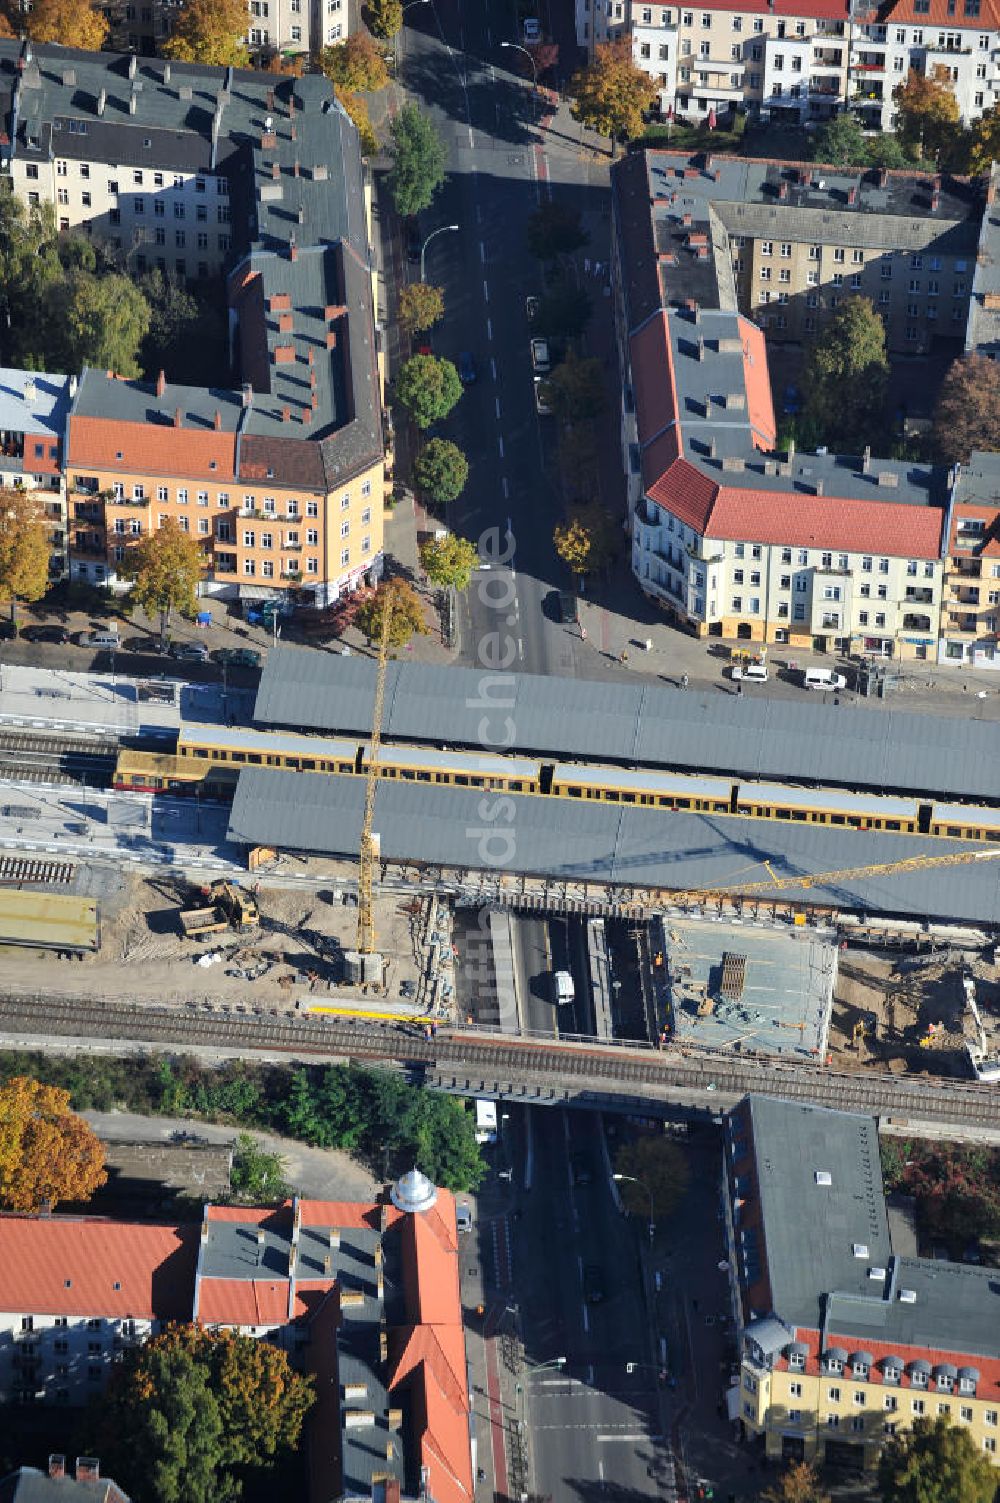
[510, 1105, 671, 1502]
[397, 0, 608, 679]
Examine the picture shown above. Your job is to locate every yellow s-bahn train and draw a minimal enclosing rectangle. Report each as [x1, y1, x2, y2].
[112, 722, 1000, 844]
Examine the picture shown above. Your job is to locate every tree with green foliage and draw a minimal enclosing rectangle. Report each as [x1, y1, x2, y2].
[0, 190, 65, 368]
[802, 295, 888, 451]
[387, 106, 447, 216]
[0, 490, 51, 632]
[355, 577, 428, 649]
[762, 1463, 831, 1503]
[394, 353, 463, 429]
[553, 503, 616, 576]
[880, 1135, 1000, 1252]
[121, 517, 205, 651]
[538, 354, 606, 424]
[878, 1416, 997, 1503]
[933, 355, 1000, 465]
[526, 201, 589, 262]
[321, 32, 390, 91]
[614, 1133, 689, 1222]
[893, 65, 961, 161]
[229, 1132, 289, 1204]
[532, 283, 594, 340]
[27, 0, 107, 48]
[49, 271, 151, 380]
[568, 41, 659, 155]
[365, 0, 403, 38]
[413, 438, 469, 503]
[399, 281, 445, 336]
[968, 101, 1000, 174]
[812, 113, 867, 168]
[420, 532, 478, 590]
[163, 0, 249, 66]
[138, 271, 226, 387]
[558, 424, 600, 502]
[95, 1326, 314, 1503]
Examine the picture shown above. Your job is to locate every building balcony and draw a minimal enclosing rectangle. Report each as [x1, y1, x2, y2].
[925, 39, 971, 52]
[945, 556, 982, 575]
[946, 614, 981, 635]
[809, 81, 843, 95]
[904, 587, 934, 604]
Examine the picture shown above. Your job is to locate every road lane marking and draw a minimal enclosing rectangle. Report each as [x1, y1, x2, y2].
[483, 278, 490, 303]
[476, 202, 483, 224]
[495, 397, 501, 419]
[599, 1461, 605, 1485]
[480, 240, 486, 263]
[498, 436, 504, 458]
[518, 638, 524, 660]
[597, 1435, 649, 1443]
[487, 317, 493, 340]
[491, 358, 497, 381]
[502, 477, 509, 498]
[582, 1304, 590, 1332]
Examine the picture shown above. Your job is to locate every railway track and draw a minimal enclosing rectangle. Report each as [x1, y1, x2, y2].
[0, 856, 75, 885]
[0, 991, 995, 1130]
[0, 730, 117, 787]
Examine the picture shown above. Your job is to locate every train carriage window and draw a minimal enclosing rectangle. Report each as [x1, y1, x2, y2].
[677, 798, 690, 809]
[776, 808, 791, 820]
[510, 781, 522, 792]
[286, 758, 299, 769]
[232, 752, 246, 764]
[714, 802, 728, 812]
[606, 790, 619, 802]
[885, 820, 899, 831]
[830, 814, 845, 825]
[568, 787, 581, 797]
[947, 826, 961, 837]
[266, 755, 279, 766]
[400, 768, 415, 779]
[455, 774, 469, 786]
[986, 829, 1000, 841]
[417, 771, 431, 782]
[622, 793, 636, 804]
[340, 762, 353, 774]
[792, 810, 806, 821]
[847, 815, 861, 828]
[302, 759, 315, 771]
[248, 754, 261, 764]
[194, 748, 208, 759]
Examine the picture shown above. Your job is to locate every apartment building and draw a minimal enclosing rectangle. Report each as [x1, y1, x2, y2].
[610, 149, 1000, 661]
[1, 41, 386, 610]
[0, 368, 73, 582]
[0, 1174, 473, 1503]
[722, 1096, 1000, 1470]
[577, 0, 1000, 126]
[938, 450, 1000, 669]
[966, 162, 1000, 358]
[101, 0, 328, 63]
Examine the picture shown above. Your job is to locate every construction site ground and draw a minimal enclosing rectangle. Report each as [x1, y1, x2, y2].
[0, 872, 448, 1015]
[828, 944, 999, 1077]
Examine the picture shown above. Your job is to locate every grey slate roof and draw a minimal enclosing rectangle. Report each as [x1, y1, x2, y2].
[253, 646, 1000, 800]
[71, 368, 246, 432]
[965, 163, 1000, 359]
[0, 1472, 127, 1503]
[737, 1097, 1000, 1361]
[227, 768, 1000, 924]
[0, 368, 73, 440]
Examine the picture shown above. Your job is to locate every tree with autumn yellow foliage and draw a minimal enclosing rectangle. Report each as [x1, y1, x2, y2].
[356, 576, 429, 650]
[27, 0, 108, 50]
[0, 1076, 107, 1213]
[568, 41, 658, 156]
[892, 64, 961, 161]
[92, 1324, 315, 1503]
[0, 489, 52, 633]
[553, 503, 616, 576]
[163, 0, 249, 67]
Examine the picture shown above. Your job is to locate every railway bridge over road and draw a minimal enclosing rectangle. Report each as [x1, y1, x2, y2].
[1, 990, 997, 1140]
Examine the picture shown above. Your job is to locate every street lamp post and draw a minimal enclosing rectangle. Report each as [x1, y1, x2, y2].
[614, 1172, 655, 1243]
[500, 40, 539, 118]
[420, 223, 460, 283]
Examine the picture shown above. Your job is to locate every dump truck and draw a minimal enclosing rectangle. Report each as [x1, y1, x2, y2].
[179, 881, 260, 938]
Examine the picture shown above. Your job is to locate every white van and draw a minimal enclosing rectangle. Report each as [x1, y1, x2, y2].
[803, 667, 847, 691]
[730, 662, 769, 683]
[81, 629, 122, 650]
[553, 970, 575, 1005]
[474, 1099, 498, 1145]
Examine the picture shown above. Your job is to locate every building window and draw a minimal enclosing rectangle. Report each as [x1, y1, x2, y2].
[341, 547, 350, 567]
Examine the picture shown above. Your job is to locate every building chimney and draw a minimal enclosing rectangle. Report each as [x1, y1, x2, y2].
[163, 61, 171, 83]
[97, 87, 106, 116]
[289, 236, 298, 263]
[75, 1461, 100, 1485]
[271, 160, 280, 180]
[256, 1228, 265, 1263]
[930, 190, 940, 211]
[266, 88, 275, 110]
[814, 479, 824, 495]
[696, 337, 705, 361]
[23, 376, 36, 405]
[128, 53, 137, 79]
[293, 158, 300, 178]
[69, 374, 78, 399]
[862, 444, 871, 473]
[129, 91, 138, 116]
[281, 406, 290, 422]
[48, 1457, 66, 1481]
[787, 437, 795, 461]
[173, 407, 182, 427]
[213, 409, 222, 431]
[682, 211, 692, 226]
[302, 407, 312, 424]
[155, 370, 166, 398]
[779, 181, 788, 199]
[297, 206, 305, 225]
[848, 185, 858, 205]
[241, 383, 253, 408]
[290, 124, 297, 142]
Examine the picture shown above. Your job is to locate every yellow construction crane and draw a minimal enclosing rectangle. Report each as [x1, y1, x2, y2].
[631, 845, 1000, 913]
[357, 587, 393, 964]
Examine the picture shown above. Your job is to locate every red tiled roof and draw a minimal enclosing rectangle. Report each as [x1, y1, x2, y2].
[949, 501, 1000, 553]
[647, 454, 719, 533]
[738, 317, 776, 451]
[784, 1329, 1000, 1392]
[297, 1200, 388, 1231]
[881, 0, 1000, 27]
[400, 1195, 460, 1327]
[197, 1276, 292, 1326]
[707, 486, 945, 557]
[68, 415, 236, 482]
[0, 1214, 198, 1319]
[630, 313, 678, 444]
[418, 1365, 475, 1503]
[690, 0, 848, 12]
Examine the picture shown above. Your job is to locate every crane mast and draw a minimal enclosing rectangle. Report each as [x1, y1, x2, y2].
[357, 589, 392, 961]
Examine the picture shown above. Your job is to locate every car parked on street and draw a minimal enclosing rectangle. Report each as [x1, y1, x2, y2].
[22, 624, 70, 644]
[533, 376, 553, 416]
[530, 336, 551, 374]
[79, 629, 122, 650]
[170, 640, 210, 662]
[557, 590, 579, 625]
[458, 350, 477, 384]
[124, 635, 171, 656]
[404, 215, 421, 262]
[730, 661, 768, 683]
[526, 294, 539, 324]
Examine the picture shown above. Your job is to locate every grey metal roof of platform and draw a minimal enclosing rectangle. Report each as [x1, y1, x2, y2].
[227, 769, 1000, 924]
[253, 646, 1000, 801]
